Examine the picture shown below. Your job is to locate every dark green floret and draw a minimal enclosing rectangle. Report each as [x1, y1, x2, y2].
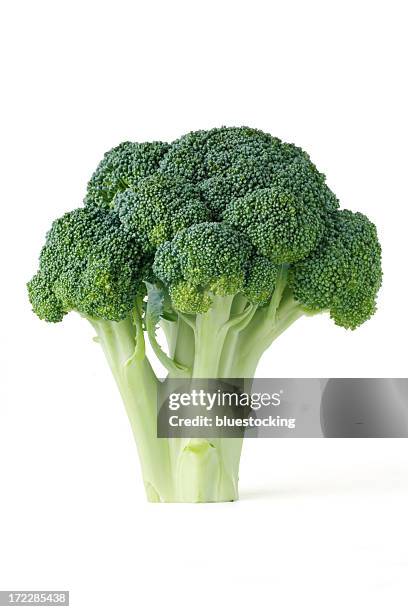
[224, 186, 324, 263]
[116, 173, 210, 251]
[289, 210, 382, 329]
[27, 207, 143, 322]
[153, 222, 251, 313]
[85, 141, 169, 208]
[243, 256, 279, 305]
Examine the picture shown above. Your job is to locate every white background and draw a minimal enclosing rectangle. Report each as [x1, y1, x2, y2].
[1, 1, 407, 610]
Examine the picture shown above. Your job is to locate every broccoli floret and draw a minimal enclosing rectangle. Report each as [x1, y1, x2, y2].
[28, 126, 383, 504]
[223, 186, 324, 263]
[153, 222, 280, 313]
[27, 207, 143, 321]
[27, 272, 66, 323]
[116, 174, 210, 251]
[243, 256, 279, 306]
[85, 141, 169, 208]
[153, 222, 251, 312]
[290, 209, 382, 329]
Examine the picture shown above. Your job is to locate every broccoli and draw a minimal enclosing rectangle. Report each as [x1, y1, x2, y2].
[27, 127, 382, 502]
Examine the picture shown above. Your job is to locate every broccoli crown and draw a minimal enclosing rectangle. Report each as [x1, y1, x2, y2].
[29, 126, 382, 328]
[289, 210, 382, 329]
[159, 127, 338, 221]
[27, 207, 143, 322]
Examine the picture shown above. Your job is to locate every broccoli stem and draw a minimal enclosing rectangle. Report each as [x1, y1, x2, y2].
[167, 294, 243, 501]
[192, 294, 235, 378]
[88, 312, 241, 501]
[170, 315, 196, 375]
[89, 316, 173, 502]
[167, 437, 240, 502]
[88, 288, 308, 502]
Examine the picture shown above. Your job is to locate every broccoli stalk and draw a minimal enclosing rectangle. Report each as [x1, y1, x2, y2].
[89, 306, 244, 503]
[27, 127, 382, 502]
[89, 316, 172, 502]
[88, 287, 302, 503]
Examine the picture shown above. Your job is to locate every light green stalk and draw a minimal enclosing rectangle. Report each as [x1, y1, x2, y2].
[88, 282, 309, 502]
[168, 294, 246, 502]
[89, 314, 172, 502]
